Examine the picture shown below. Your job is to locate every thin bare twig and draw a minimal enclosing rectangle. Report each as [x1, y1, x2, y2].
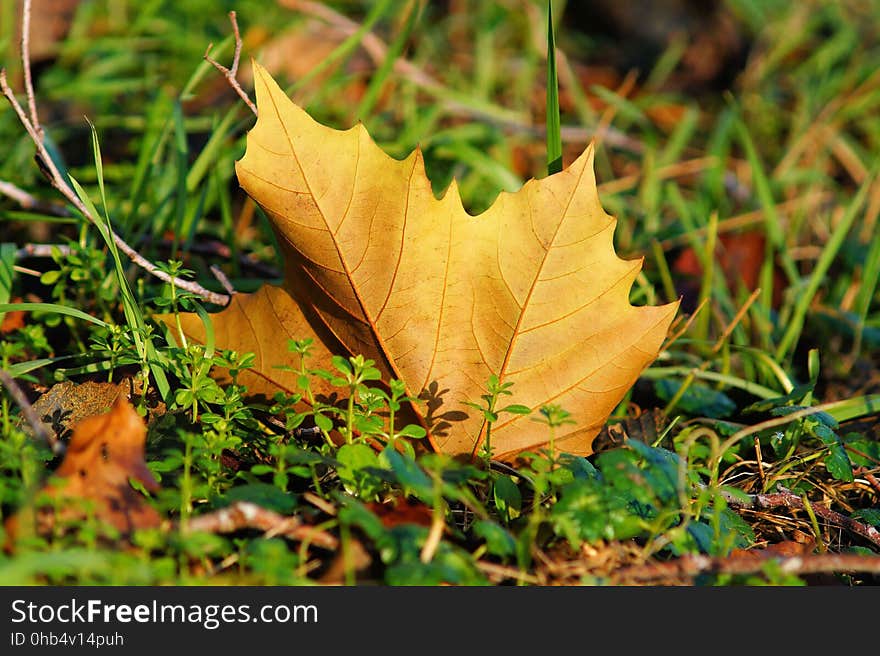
[140, 236, 282, 279]
[419, 508, 445, 563]
[204, 11, 257, 117]
[303, 491, 337, 516]
[476, 560, 539, 585]
[0, 179, 36, 207]
[0, 72, 230, 306]
[15, 243, 72, 259]
[856, 467, 880, 496]
[0, 369, 63, 455]
[1, 0, 230, 307]
[184, 501, 339, 550]
[210, 264, 235, 296]
[0, 179, 70, 215]
[615, 552, 880, 583]
[597, 157, 715, 196]
[20, 0, 42, 140]
[723, 486, 880, 548]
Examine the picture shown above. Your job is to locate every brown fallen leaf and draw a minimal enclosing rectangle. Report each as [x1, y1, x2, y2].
[175, 63, 678, 460]
[366, 497, 434, 529]
[30, 380, 129, 442]
[592, 407, 667, 452]
[5, 396, 161, 545]
[0, 296, 26, 334]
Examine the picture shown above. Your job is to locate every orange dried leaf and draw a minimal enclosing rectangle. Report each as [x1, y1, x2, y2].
[14, 396, 161, 539]
[366, 498, 434, 529]
[177, 63, 677, 460]
[1, 296, 26, 334]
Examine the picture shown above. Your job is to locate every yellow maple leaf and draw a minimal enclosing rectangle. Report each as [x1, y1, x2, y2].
[176, 63, 678, 460]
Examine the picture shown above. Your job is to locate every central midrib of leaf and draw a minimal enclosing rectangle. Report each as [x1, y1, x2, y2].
[419, 210, 455, 394]
[266, 86, 417, 393]
[473, 159, 591, 443]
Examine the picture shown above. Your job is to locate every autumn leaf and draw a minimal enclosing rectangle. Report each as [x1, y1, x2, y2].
[5, 396, 161, 544]
[175, 63, 678, 460]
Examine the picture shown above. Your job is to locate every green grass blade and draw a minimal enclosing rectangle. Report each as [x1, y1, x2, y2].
[70, 161, 171, 400]
[1, 211, 78, 224]
[735, 118, 800, 286]
[545, 1, 562, 175]
[705, 106, 735, 202]
[822, 393, 880, 423]
[357, 0, 421, 119]
[181, 35, 232, 100]
[644, 36, 687, 91]
[854, 210, 880, 355]
[641, 366, 781, 400]
[0, 243, 14, 312]
[288, 0, 393, 94]
[775, 173, 873, 361]
[124, 91, 174, 231]
[212, 164, 239, 278]
[435, 142, 522, 195]
[650, 239, 677, 305]
[52, 360, 118, 378]
[696, 212, 718, 344]
[182, 180, 210, 252]
[659, 107, 698, 167]
[0, 243, 15, 348]
[5, 356, 76, 378]
[42, 131, 73, 190]
[185, 105, 238, 194]
[0, 302, 108, 327]
[172, 101, 189, 251]
[194, 302, 215, 379]
[590, 85, 649, 126]
[69, 176, 139, 333]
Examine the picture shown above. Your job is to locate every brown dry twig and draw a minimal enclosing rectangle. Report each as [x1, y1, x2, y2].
[856, 467, 880, 496]
[0, 369, 63, 455]
[15, 243, 72, 260]
[137, 235, 281, 279]
[184, 501, 339, 550]
[0, 179, 70, 215]
[209, 264, 236, 296]
[657, 190, 832, 251]
[302, 491, 337, 516]
[614, 552, 880, 584]
[724, 486, 880, 548]
[20, 0, 43, 141]
[204, 11, 258, 117]
[0, 3, 230, 307]
[476, 560, 539, 585]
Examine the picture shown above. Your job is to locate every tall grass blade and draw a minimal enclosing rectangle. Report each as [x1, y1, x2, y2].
[357, 0, 421, 119]
[545, 1, 562, 175]
[735, 118, 799, 285]
[75, 126, 171, 398]
[854, 194, 880, 355]
[0, 302, 108, 328]
[5, 356, 79, 378]
[0, 243, 14, 324]
[775, 173, 873, 361]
